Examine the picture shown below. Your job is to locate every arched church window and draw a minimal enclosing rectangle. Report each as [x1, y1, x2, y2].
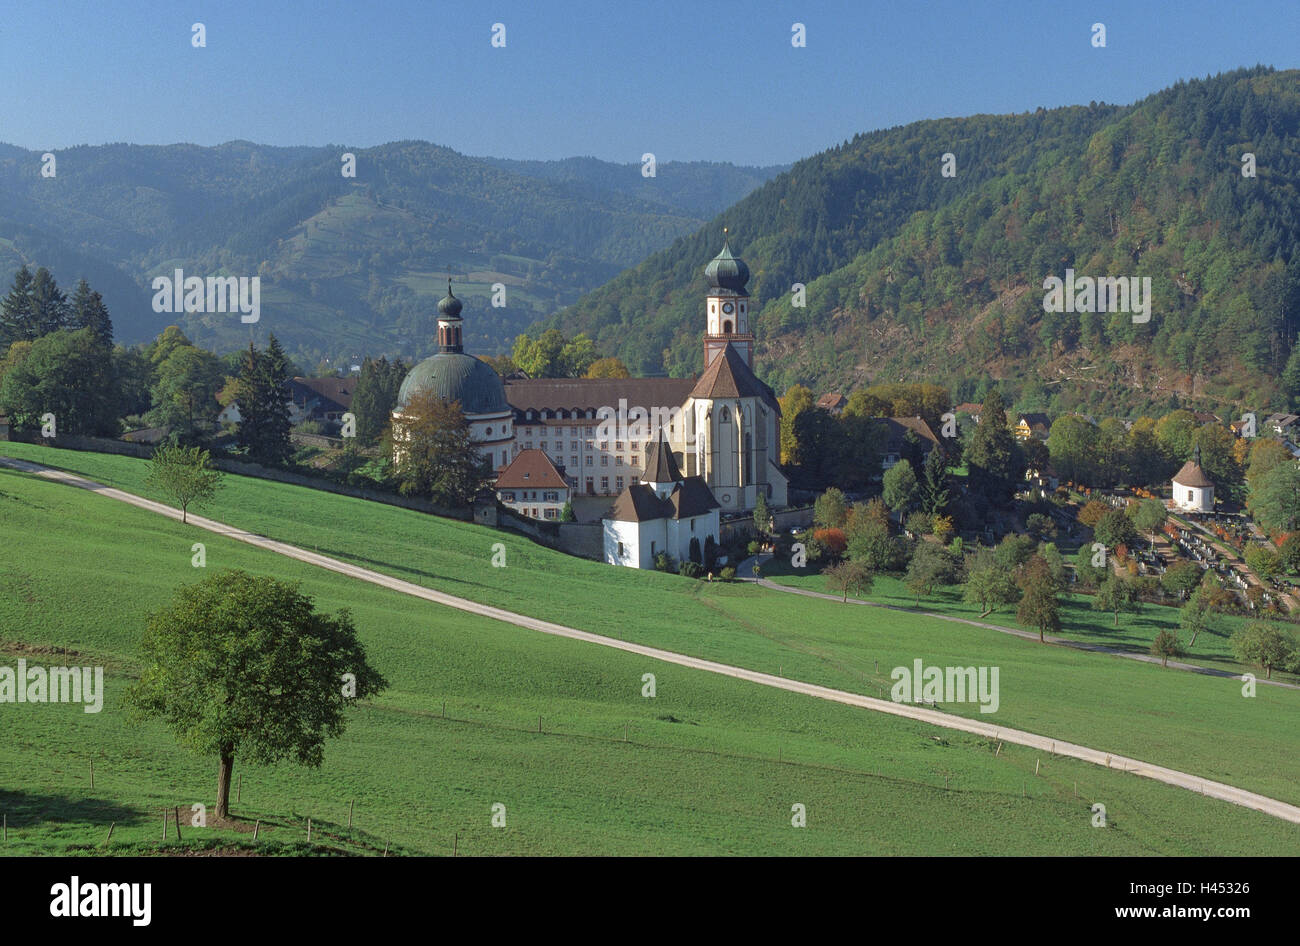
[720, 407, 730, 423]
[722, 320, 733, 334]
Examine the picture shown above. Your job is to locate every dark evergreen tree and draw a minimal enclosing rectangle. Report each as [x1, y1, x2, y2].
[965, 389, 1024, 506]
[235, 337, 292, 464]
[0, 265, 35, 347]
[258, 334, 294, 463]
[235, 343, 265, 457]
[920, 442, 950, 516]
[351, 355, 407, 446]
[71, 278, 114, 346]
[28, 267, 70, 337]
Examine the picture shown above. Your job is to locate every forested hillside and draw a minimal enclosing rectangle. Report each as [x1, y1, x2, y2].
[0, 141, 780, 368]
[546, 68, 1300, 417]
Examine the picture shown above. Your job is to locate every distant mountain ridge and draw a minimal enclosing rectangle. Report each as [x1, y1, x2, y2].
[0, 140, 783, 368]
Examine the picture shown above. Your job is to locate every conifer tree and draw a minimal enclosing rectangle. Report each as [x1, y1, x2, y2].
[70, 278, 114, 347]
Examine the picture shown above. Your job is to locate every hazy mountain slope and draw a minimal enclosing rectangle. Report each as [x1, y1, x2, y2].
[545, 67, 1300, 416]
[0, 141, 782, 367]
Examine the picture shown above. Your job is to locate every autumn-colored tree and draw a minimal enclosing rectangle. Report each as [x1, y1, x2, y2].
[812, 528, 847, 557]
[1150, 630, 1183, 668]
[585, 356, 630, 378]
[1077, 499, 1110, 528]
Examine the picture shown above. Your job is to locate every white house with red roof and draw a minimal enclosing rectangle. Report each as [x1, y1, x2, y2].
[495, 449, 570, 520]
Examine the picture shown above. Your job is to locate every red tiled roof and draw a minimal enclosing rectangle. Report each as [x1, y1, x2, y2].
[495, 449, 569, 490]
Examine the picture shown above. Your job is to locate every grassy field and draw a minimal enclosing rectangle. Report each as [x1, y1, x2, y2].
[4, 462, 1300, 855]
[759, 556, 1272, 674]
[3, 441, 1299, 822]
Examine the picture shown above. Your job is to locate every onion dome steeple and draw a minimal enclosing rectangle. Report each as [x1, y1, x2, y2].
[703, 229, 754, 368]
[436, 278, 464, 353]
[704, 231, 750, 296]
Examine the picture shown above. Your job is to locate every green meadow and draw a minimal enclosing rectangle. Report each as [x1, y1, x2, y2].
[759, 557, 1274, 675]
[1, 442, 1298, 855]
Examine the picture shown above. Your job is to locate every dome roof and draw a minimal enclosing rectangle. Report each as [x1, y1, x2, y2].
[705, 239, 749, 295]
[397, 352, 509, 416]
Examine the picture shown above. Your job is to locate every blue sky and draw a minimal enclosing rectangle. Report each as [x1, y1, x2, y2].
[2, 0, 1296, 166]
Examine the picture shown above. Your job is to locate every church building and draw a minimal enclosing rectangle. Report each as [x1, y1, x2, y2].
[1171, 445, 1215, 513]
[393, 238, 785, 549]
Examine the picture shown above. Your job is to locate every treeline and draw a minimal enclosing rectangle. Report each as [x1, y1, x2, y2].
[0, 264, 297, 465]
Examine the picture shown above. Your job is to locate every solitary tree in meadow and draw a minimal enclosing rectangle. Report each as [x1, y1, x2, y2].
[1150, 630, 1183, 668]
[963, 548, 1020, 617]
[1230, 622, 1299, 680]
[1016, 554, 1060, 643]
[129, 570, 388, 820]
[1093, 572, 1141, 628]
[823, 559, 874, 603]
[1179, 588, 1215, 648]
[146, 443, 223, 524]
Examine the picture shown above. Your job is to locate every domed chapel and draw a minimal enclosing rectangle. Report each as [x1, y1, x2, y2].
[394, 238, 787, 564]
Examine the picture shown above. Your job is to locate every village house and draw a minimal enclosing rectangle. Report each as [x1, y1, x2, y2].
[816, 392, 847, 414]
[218, 375, 356, 430]
[495, 449, 570, 520]
[1015, 412, 1052, 442]
[880, 416, 940, 472]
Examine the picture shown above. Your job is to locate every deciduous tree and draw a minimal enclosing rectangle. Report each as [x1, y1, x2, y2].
[129, 569, 387, 819]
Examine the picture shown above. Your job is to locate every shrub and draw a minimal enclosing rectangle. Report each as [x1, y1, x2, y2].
[678, 560, 704, 579]
[719, 566, 737, 581]
[1078, 500, 1110, 528]
[812, 528, 847, 556]
[654, 552, 676, 573]
[1025, 512, 1056, 539]
[904, 511, 932, 536]
[747, 540, 763, 556]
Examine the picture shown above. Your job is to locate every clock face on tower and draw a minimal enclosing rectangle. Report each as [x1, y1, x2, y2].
[722, 302, 734, 315]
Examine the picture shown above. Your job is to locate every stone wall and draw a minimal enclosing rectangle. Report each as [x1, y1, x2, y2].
[497, 505, 605, 560]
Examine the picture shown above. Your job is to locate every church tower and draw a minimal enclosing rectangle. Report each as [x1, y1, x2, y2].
[703, 230, 753, 367]
[681, 235, 788, 513]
